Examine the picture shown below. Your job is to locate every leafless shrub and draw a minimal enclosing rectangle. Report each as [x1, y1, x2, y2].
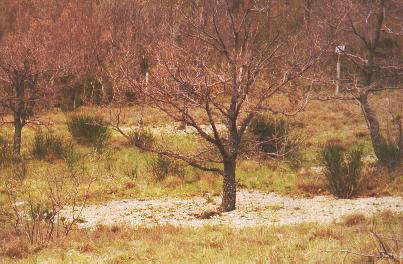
[5, 159, 95, 245]
[324, 230, 402, 263]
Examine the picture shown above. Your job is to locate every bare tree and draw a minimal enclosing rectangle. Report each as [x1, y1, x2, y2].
[0, 3, 59, 154]
[115, 0, 326, 211]
[0, 1, 118, 152]
[318, 0, 403, 163]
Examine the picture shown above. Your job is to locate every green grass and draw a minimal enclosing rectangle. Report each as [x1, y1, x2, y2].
[1, 212, 401, 263]
[237, 160, 296, 194]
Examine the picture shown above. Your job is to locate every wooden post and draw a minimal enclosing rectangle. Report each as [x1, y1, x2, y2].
[336, 54, 340, 94]
[335, 44, 345, 94]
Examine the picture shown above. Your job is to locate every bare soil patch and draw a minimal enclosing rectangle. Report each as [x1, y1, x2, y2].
[65, 190, 402, 229]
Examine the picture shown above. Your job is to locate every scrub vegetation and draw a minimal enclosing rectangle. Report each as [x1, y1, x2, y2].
[0, 0, 402, 263]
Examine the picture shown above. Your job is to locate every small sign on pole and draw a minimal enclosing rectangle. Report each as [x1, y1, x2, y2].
[335, 45, 345, 54]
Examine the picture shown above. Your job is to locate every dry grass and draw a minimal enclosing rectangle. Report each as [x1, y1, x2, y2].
[357, 164, 403, 197]
[295, 168, 328, 196]
[1, 236, 29, 259]
[341, 213, 367, 227]
[0, 212, 401, 263]
[307, 226, 342, 241]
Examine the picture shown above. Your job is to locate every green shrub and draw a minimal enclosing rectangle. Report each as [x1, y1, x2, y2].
[248, 114, 300, 161]
[67, 114, 111, 150]
[31, 132, 66, 160]
[129, 129, 154, 150]
[149, 156, 170, 181]
[320, 141, 363, 198]
[31, 132, 82, 167]
[149, 156, 185, 181]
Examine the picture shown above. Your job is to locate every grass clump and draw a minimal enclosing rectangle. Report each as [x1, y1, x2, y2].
[63, 142, 82, 170]
[67, 114, 111, 150]
[31, 132, 67, 161]
[149, 156, 185, 182]
[377, 141, 401, 167]
[320, 141, 363, 198]
[30, 132, 81, 166]
[129, 129, 154, 150]
[248, 114, 301, 166]
[376, 113, 402, 167]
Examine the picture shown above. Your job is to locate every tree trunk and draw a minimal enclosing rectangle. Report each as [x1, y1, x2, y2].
[360, 95, 383, 159]
[13, 115, 23, 155]
[221, 160, 236, 212]
[398, 118, 402, 157]
[13, 77, 25, 155]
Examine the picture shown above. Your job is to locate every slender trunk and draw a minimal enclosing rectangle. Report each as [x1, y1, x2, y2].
[360, 95, 383, 159]
[13, 114, 23, 155]
[221, 160, 236, 212]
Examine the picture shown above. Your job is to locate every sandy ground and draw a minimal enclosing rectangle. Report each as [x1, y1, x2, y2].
[120, 123, 227, 135]
[65, 190, 402, 229]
